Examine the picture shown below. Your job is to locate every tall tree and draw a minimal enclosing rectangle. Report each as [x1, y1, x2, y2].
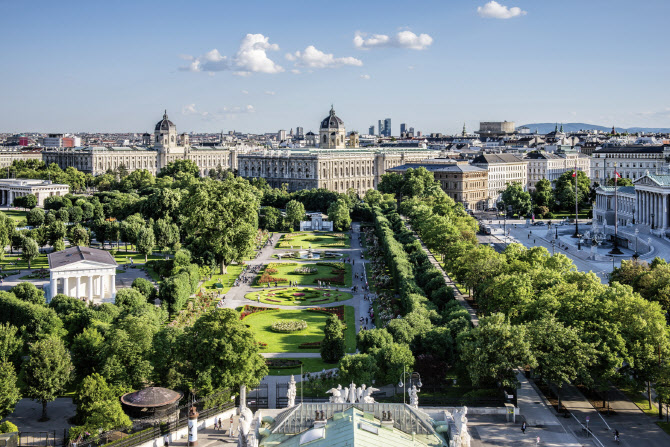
[182, 176, 259, 274]
[327, 198, 351, 231]
[136, 226, 155, 263]
[500, 182, 532, 217]
[285, 200, 305, 230]
[22, 337, 73, 420]
[0, 360, 21, 419]
[179, 309, 268, 396]
[320, 315, 346, 363]
[21, 236, 40, 269]
[554, 170, 591, 212]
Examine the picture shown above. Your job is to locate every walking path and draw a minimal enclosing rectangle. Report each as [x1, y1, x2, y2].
[401, 217, 478, 326]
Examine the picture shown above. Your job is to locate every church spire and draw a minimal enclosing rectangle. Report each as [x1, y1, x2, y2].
[560, 123, 563, 133]
[163, 109, 168, 120]
[462, 122, 467, 137]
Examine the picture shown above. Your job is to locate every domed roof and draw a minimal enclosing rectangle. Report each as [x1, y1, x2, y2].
[121, 386, 182, 408]
[155, 110, 175, 132]
[320, 106, 344, 130]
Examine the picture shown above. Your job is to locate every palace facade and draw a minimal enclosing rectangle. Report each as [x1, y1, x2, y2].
[237, 108, 436, 195]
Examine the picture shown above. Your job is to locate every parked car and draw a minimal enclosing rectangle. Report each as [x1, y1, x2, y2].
[533, 221, 547, 226]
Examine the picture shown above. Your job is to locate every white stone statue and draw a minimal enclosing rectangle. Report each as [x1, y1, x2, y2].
[356, 384, 366, 403]
[348, 382, 357, 403]
[453, 406, 471, 447]
[287, 375, 297, 407]
[342, 387, 349, 403]
[408, 385, 419, 408]
[361, 386, 379, 403]
[326, 384, 343, 403]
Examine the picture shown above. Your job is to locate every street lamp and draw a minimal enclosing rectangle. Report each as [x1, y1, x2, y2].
[398, 366, 422, 406]
[633, 228, 640, 259]
[652, 213, 655, 230]
[551, 240, 555, 255]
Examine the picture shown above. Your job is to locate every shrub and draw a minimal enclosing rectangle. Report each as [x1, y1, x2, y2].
[258, 273, 287, 284]
[265, 359, 302, 369]
[0, 421, 18, 434]
[240, 305, 278, 320]
[271, 320, 308, 332]
[307, 306, 345, 320]
[299, 341, 322, 349]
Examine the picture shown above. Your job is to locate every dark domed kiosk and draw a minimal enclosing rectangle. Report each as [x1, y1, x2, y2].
[121, 387, 182, 419]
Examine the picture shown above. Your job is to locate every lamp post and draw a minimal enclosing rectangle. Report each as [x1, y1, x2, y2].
[633, 228, 640, 260]
[652, 213, 655, 231]
[551, 240, 555, 255]
[398, 365, 422, 406]
[573, 160, 580, 238]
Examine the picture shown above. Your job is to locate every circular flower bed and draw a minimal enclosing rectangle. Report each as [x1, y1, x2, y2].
[271, 320, 308, 333]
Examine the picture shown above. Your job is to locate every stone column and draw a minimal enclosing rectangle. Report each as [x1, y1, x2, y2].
[50, 277, 57, 302]
[88, 276, 93, 302]
[110, 274, 116, 298]
[75, 276, 81, 299]
[98, 275, 104, 297]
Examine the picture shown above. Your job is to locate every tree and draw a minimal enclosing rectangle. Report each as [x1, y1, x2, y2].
[121, 213, 145, 250]
[136, 226, 155, 263]
[48, 220, 67, 248]
[0, 212, 12, 260]
[154, 218, 179, 254]
[378, 172, 405, 206]
[320, 315, 345, 363]
[0, 322, 22, 364]
[70, 327, 106, 382]
[158, 160, 200, 178]
[285, 200, 305, 230]
[131, 277, 155, 300]
[21, 236, 39, 269]
[554, 170, 591, 212]
[374, 342, 415, 386]
[22, 337, 73, 420]
[357, 328, 393, 354]
[458, 313, 535, 389]
[74, 373, 131, 432]
[526, 317, 596, 409]
[500, 182, 532, 216]
[11, 282, 44, 306]
[68, 224, 89, 247]
[182, 177, 259, 274]
[27, 208, 45, 227]
[338, 354, 378, 385]
[114, 288, 147, 312]
[532, 178, 554, 209]
[327, 199, 351, 231]
[179, 309, 268, 395]
[260, 206, 282, 231]
[0, 360, 21, 419]
[606, 177, 633, 187]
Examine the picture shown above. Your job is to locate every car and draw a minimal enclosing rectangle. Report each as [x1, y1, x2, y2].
[486, 207, 498, 212]
[533, 221, 547, 226]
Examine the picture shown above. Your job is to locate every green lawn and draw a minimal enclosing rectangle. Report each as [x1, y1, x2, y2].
[253, 262, 352, 288]
[244, 306, 355, 353]
[276, 232, 350, 249]
[265, 357, 338, 376]
[111, 251, 164, 265]
[1, 254, 49, 274]
[272, 252, 349, 259]
[202, 264, 245, 294]
[3, 209, 28, 224]
[245, 287, 352, 305]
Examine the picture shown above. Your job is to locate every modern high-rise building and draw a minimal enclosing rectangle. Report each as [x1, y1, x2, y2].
[400, 123, 407, 135]
[369, 126, 375, 135]
[278, 129, 287, 141]
[296, 127, 304, 137]
[378, 118, 392, 137]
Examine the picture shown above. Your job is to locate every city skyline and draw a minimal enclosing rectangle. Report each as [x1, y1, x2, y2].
[1, 0, 670, 134]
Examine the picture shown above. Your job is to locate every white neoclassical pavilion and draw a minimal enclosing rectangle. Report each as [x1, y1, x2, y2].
[47, 246, 118, 302]
[0, 179, 70, 207]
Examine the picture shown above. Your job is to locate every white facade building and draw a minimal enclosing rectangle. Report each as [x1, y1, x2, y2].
[525, 151, 591, 190]
[590, 145, 669, 184]
[47, 246, 118, 302]
[0, 179, 69, 207]
[472, 153, 528, 207]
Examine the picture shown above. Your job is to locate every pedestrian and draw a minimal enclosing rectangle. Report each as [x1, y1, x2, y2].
[533, 239, 536, 244]
[521, 421, 526, 434]
[164, 434, 169, 447]
[230, 415, 234, 436]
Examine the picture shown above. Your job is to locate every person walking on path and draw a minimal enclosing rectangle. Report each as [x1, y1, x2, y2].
[230, 415, 235, 437]
[521, 421, 526, 434]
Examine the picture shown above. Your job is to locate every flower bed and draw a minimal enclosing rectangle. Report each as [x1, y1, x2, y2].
[293, 266, 318, 274]
[265, 359, 303, 369]
[307, 306, 345, 321]
[299, 341, 322, 349]
[258, 272, 287, 284]
[258, 342, 268, 349]
[271, 320, 308, 332]
[240, 305, 278, 320]
[265, 268, 278, 274]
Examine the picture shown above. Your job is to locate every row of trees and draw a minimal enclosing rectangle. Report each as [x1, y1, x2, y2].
[402, 187, 670, 409]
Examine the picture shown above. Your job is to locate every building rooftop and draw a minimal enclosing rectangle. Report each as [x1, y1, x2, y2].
[472, 153, 526, 164]
[121, 387, 182, 408]
[644, 174, 670, 186]
[48, 246, 117, 269]
[598, 186, 636, 195]
[593, 145, 665, 154]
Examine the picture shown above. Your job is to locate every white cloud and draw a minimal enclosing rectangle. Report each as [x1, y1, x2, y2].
[407, 65, 415, 70]
[353, 30, 433, 50]
[181, 104, 210, 118]
[241, 90, 249, 95]
[477, 1, 527, 19]
[360, 74, 370, 80]
[179, 34, 282, 75]
[286, 45, 363, 68]
[264, 91, 276, 96]
[291, 69, 301, 74]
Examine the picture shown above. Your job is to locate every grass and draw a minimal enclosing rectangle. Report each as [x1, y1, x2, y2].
[265, 357, 338, 376]
[244, 305, 355, 353]
[0, 254, 49, 273]
[201, 264, 245, 294]
[272, 252, 349, 259]
[276, 232, 350, 249]
[253, 262, 352, 288]
[244, 309, 332, 352]
[3, 209, 28, 224]
[245, 287, 352, 305]
[110, 250, 163, 265]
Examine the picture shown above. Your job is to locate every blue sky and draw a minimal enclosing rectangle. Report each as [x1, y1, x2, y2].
[1, 0, 669, 134]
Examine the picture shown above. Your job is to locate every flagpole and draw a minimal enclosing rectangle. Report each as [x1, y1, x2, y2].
[573, 158, 580, 238]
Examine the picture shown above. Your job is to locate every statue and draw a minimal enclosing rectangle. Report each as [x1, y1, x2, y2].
[408, 385, 419, 408]
[342, 387, 349, 403]
[453, 407, 471, 447]
[326, 384, 343, 403]
[287, 375, 297, 407]
[361, 386, 379, 403]
[348, 382, 357, 403]
[356, 384, 366, 403]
